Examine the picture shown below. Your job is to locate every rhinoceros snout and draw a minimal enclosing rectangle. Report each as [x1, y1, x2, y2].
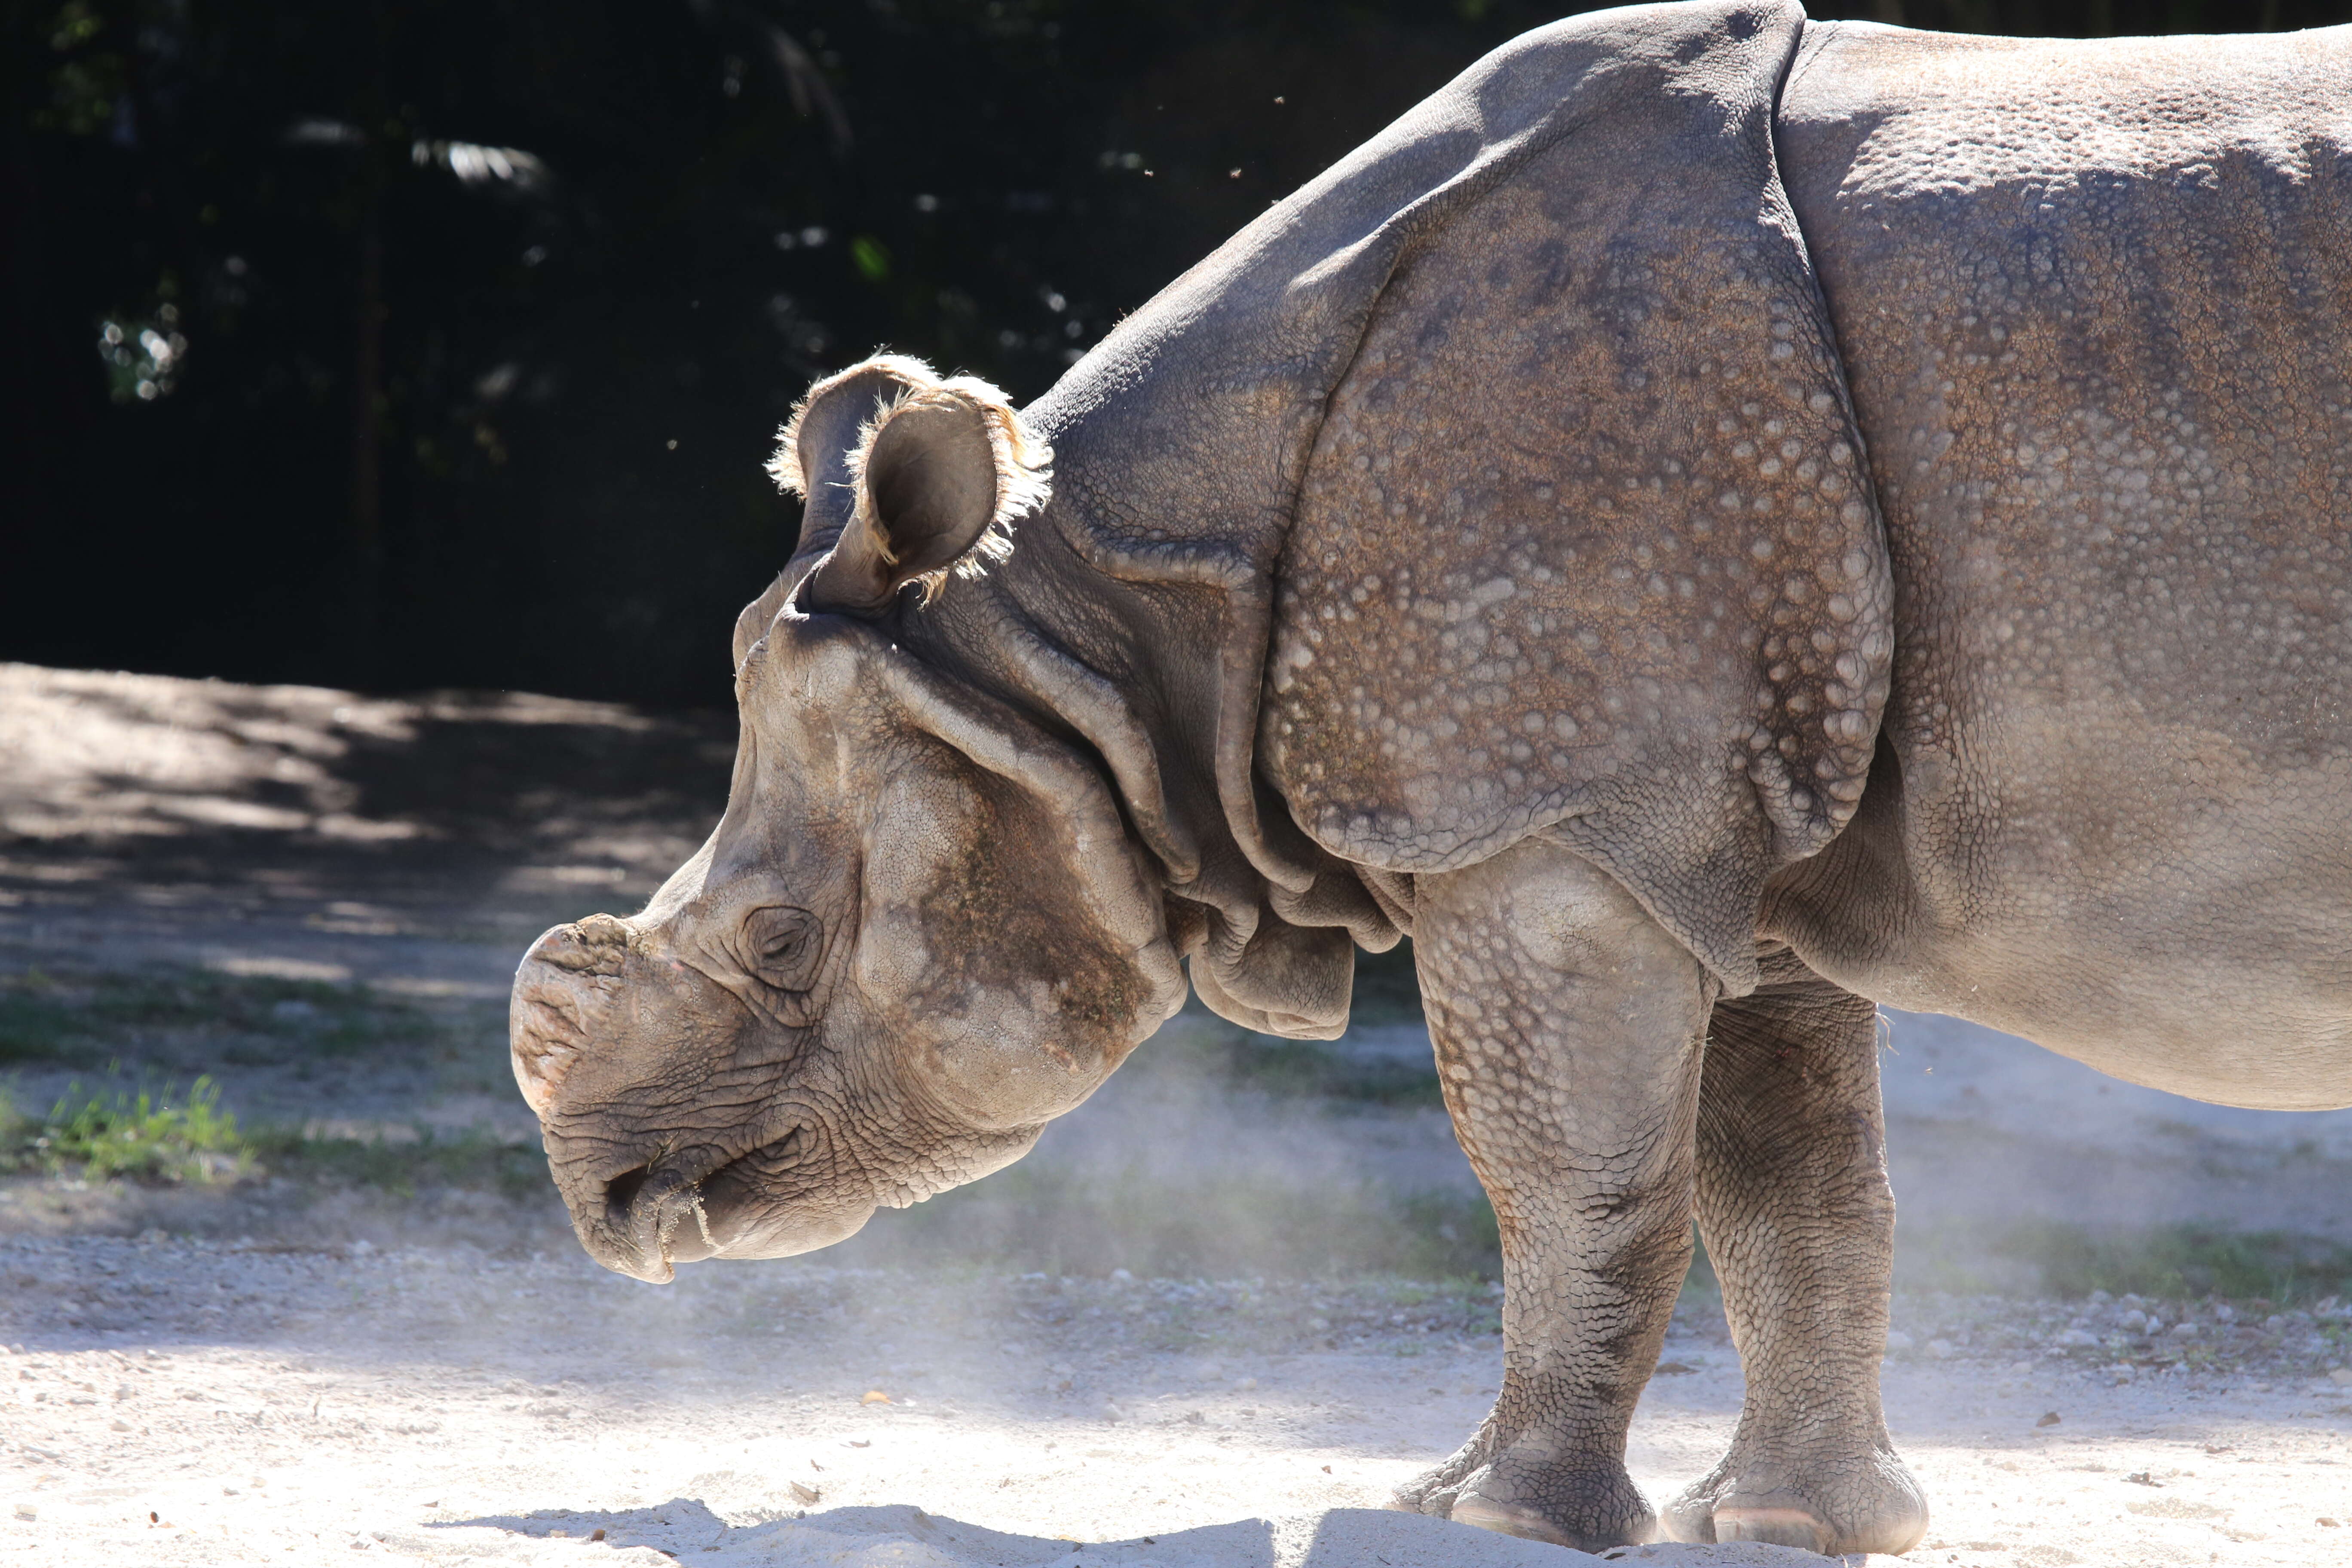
[508, 916, 634, 1114]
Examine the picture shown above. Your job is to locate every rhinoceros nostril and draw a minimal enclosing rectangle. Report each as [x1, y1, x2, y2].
[604, 1164, 652, 1224]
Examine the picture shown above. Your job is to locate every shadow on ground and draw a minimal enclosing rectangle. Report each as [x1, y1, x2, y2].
[435, 1501, 1822, 1566]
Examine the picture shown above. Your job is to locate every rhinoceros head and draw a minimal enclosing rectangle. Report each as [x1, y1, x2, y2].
[510, 358, 1187, 1282]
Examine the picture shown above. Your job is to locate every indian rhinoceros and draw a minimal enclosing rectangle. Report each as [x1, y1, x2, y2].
[508, 0, 2352, 1553]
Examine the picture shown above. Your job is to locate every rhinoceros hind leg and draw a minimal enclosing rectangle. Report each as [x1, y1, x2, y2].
[1663, 1454, 1927, 1555]
[1660, 945, 1929, 1556]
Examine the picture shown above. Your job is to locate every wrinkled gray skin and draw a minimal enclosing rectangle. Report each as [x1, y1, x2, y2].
[511, 2, 2352, 1554]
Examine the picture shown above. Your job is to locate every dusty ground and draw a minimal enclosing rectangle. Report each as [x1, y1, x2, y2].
[2, 663, 2349, 1566]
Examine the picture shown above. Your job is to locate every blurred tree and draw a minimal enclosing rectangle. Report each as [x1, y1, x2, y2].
[3, 0, 2346, 704]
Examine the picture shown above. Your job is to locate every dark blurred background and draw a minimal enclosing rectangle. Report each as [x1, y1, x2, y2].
[7, 0, 2347, 709]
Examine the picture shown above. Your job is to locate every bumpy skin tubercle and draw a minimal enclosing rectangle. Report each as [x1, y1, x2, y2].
[1268, 0, 1888, 999]
[1768, 21, 2352, 1104]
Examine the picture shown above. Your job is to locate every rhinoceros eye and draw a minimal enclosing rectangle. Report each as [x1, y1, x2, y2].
[744, 905, 822, 993]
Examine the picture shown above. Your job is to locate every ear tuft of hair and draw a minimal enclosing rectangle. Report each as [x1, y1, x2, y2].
[846, 377, 1052, 600]
[769, 356, 1050, 603]
[766, 353, 942, 501]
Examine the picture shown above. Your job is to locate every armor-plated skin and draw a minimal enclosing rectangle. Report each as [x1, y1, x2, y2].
[512, 3, 2352, 1554]
[1766, 21, 2352, 1109]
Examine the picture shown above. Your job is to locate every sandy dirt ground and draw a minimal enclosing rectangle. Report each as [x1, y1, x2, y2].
[5, 1237, 2352, 1567]
[3, 664, 2350, 1567]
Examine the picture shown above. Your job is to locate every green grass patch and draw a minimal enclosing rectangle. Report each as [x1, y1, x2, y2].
[0, 1075, 545, 1197]
[0, 1076, 252, 1182]
[1901, 1219, 2352, 1305]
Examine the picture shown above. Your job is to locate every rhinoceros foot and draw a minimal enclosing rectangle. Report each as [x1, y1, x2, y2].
[1390, 1423, 1655, 1552]
[1661, 1444, 1929, 1556]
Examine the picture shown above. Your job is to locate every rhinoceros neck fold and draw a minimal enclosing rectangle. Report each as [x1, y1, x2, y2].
[901, 498, 1400, 1043]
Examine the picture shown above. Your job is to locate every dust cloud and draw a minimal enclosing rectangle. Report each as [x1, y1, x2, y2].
[5, 664, 2352, 1565]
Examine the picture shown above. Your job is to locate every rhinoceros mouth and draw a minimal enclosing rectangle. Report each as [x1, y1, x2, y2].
[588, 1126, 820, 1282]
[589, 1153, 727, 1283]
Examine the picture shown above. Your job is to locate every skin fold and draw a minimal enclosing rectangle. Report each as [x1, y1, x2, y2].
[512, 3, 2352, 1553]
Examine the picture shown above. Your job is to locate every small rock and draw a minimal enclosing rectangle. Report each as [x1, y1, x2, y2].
[788, 1481, 821, 1505]
[1234, 1377, 1257, 1391]
[2057, 1329, 2099, 1348]
[861, 1389, 891, 1405]
[1885, 1330, 1914, 1352]
[2328, 1369, 2352, 1386]
[11, 1506, 34, 1523]
[1927, 1338, 1955, 1360]
[2169, 1321, 2199, 1339]
[2036, 1411, 2061, 1428]
[2007, 1361, 2034, 1375]
[1109, 1269, 1133, 1283]
[2320, 1517, 2341, 1528]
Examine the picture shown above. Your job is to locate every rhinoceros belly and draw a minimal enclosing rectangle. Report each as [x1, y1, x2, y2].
[1768, 21, 2352, 1110]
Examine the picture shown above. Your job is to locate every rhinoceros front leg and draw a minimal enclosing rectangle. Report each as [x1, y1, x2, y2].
[1391, 836, 1714, 1550]
[1662, 945, 1930, 1555]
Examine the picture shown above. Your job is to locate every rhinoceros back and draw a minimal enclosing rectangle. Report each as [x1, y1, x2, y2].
[1770, 22, 2352, 1106]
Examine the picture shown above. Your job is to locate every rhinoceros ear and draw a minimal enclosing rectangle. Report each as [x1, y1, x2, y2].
[774, 356, 1051, 617]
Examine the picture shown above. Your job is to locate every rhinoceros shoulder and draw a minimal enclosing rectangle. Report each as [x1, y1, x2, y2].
[1263, 3, 1892, 994]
